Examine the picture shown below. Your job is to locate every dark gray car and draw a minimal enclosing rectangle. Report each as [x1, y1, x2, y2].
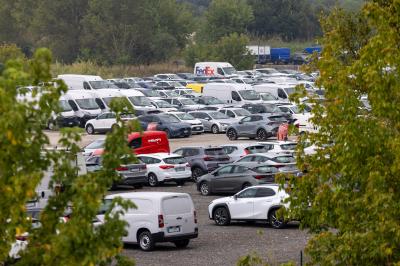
[196, 164, 264, 196]
[173, 146, 231, 181]
[226, 114, 283, 141]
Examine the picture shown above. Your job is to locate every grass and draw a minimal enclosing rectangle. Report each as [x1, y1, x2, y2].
[51, 61, 191, 79]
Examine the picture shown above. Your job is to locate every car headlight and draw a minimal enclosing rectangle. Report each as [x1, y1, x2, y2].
[220, 123, 229, 127]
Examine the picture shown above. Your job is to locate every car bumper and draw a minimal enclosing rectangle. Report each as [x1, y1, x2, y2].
[57, 116, 80, 128]
[119, 174, 148, 185]
[152, 229, 198, 242]
[191, 125, 204, 133]
[170, 128, 192, 138]
[160, 171, 192, 181]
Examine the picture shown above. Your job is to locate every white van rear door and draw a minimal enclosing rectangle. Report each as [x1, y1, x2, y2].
[162, 195, 195, 236]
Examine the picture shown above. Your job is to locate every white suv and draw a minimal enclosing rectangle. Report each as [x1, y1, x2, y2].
[208, 184, 289, 229]
[137, 153, 191, 186]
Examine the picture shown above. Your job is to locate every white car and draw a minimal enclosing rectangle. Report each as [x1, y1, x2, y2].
[258, 141, 298, 155]
[137, 153, 191, 186]
[167, 112, 204, 134]
[220, 143, 271, 161]
[84, 112, 135, 134]
[150, 99, 178, 113]
[208, 184, 289, 229]
[97, 192, 198, 251]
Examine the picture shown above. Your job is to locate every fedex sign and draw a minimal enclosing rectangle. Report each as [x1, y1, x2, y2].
[195, 66, 215, 76]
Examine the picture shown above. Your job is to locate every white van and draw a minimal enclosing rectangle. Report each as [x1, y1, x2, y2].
[58, 74, 119, 90]
[64, 90, 102, 126]
[202, 83, 262, 104]
[89, 89, 124, 111]
[253, 83, 296, 101]
[194, 62, 237, 77]
[118, 89, 156, 111]
[98, 192, 198, 251]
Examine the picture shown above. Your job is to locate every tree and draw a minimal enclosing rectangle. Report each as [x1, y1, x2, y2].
[0, 48, 137, 265]
[285, 1, 400, 264]
[197, 0, 254, 43]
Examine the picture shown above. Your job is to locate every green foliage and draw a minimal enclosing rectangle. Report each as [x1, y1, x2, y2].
[285, 1, 400, 265]
[0, 44, 26, 63]
[197, 0, 254, 43]
[0, 49, 136, 265]
[185, 33, 253, 70]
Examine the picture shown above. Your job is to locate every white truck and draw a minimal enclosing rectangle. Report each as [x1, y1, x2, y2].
[202, 83, 262, 104]
[194, 62, 237, 77]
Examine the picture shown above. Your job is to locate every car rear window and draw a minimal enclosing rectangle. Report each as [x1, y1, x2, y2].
[246, 145, 270, 154]
[273, 156, 296, 163]
[162, 196, 192, 215]
[269, 116, 287, 122]
[205, 148, 226, 156]
[280, 143, 297, 150]
[253, 166, 279, 174]
[164, 157, 187, 165]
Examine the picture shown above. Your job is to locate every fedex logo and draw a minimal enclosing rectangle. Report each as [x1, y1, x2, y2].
[195, 66, 215, 76]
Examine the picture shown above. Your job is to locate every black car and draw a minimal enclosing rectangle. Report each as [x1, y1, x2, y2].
[137, 114, 192, 138]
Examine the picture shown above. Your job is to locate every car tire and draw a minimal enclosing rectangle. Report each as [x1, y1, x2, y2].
[86, 124, 95, 135]
[227, 129, 238, 140]
[213, 207, 231, 226]
[192, 167, 204, 182]
[176, 180, 185, 186]
[256, 128, 268, 141]
[211, 125, 219, 134]
[268, 208, 285, 229]
[164, 129, 171, 138]
[148, 173, 159, 187]
[199, 181, 210, 196]
[173, 239, 190, 248]
[242, 182, 252, 190]
[138, 230, 155, 251]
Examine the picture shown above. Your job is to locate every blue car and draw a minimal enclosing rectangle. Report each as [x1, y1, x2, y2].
[137, 114, 192, 138]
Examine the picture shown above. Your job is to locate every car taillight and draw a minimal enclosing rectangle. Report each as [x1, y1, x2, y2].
[158, 214, 164, 228]
[203, 156, 214, 161]
[116, 166, 128, 171]
[295, 124, 300, 128]
[244, 149, 250, 155]
[140, 164, 147, 170]
[254, 175, 263, 179]
[194, 210, 197, 224]
[159, 165, 174, 169]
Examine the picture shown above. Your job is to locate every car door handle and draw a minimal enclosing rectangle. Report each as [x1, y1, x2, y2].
[176, 217, 183, 220]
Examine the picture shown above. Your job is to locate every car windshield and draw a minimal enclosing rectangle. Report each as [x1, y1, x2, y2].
[160, 115, 180, 123]
[128, 96, 152, 106]
[239, 90, 260, 100]
[264, 104, 280, 113]
[85, 139, 105, 149]
[170, 81, 183, 87]
[89, 81, 119, 89]
[223, 67, 237, 75]
[280, 143, 297, 150]
[164, 156, 187, 164]
[155, 100, 172, 108]
[209, 112, 229, 119]
[75, 98, 99, 110]
[273, 156, 296, 163]
[102, 97, 121, 107]
[142, 90, 161, 97]
[180, 98, 196, 105]
[59, 100, 73, 112]
[261, 93, 278, 101]
[233, 109, 251, 116]
[204, 97, 224, 104]
[164, 91, 180, 97]
[175, 113, 195, 120]
[205, 148, 226, 155]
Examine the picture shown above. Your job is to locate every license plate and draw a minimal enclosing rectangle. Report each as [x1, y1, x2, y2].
[175, 167, 185, 172]
[184, 130, 188, 133]
[130, 168, 139, 172]
[195, 127, 201, 130]
[167, 226, 180, 233]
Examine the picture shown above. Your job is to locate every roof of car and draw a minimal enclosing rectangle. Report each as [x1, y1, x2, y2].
[105, 192, 190, 200]
[258, 141, 297, 145]
[137, 152, 181, 159]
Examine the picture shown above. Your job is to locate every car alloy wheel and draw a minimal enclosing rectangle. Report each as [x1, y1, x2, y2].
[200, 182, 210, 196]
[213, 207, 230, 226]
[257, 129, 268, 140]
[211, 125, 219, 134]
[269, 209, 285, 229]
[148, 173, 158, 187]
[227, 129, 238, 140]
[192, 167, 204, 181]
[86, 124, 95, 135]
[138, 231, 155, 251]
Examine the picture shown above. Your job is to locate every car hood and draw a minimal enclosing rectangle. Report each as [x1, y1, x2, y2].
[210, 196, 234, 205]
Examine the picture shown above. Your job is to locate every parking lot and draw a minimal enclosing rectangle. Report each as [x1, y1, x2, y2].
[46, 131, 308, 266]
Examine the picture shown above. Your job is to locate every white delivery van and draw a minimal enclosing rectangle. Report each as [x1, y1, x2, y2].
[64, 90, 102, 126]
[58, 74, 119, 90]
[98, 192, 198, 251]
[194, 62, 237, 77]
[202, 83, 262, 104]
[253, 83, 296, 101]
[118, 89, 156, 111]
[89, 89, 124, 111]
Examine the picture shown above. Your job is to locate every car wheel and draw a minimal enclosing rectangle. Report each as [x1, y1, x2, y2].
[173, 239, 190, 248]
[176, 180, 185, 186]
[213, 207, 230, 226]
[256, 128, 268, 141]
[242, 182, 252, 190]
[138, 230, 155, 251]
[192, 167, 204, 182]
[148, 173, 159, 187]
[165, 129, 170, 138]
[200, 182, 210, 196]
[227, 129, 238, 140]
[268, 208, 285, 229]
[211, 125, 219, 134]
[86, 124, 95, 135]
